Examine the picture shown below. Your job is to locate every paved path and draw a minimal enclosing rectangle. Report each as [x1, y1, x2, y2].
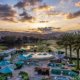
[11, 65, 35, 80]
[10, 61, 49, 80]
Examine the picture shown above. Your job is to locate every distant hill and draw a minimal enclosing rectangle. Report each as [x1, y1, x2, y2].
[0, 30, 79, 40]
[0, 31, 64, 40]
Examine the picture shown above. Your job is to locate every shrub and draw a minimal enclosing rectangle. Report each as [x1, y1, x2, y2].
[0, 75, 7, 80]
[74, 76, 80, 80]
[19, 71, 29, 80]
[15, 64, 23, 69]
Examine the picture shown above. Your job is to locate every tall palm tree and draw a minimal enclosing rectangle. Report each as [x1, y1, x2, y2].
[57, 32, 80, 68]
[57, 33, 75, 63]
[73, 33, 80, 70]
[66, 33, 75, 63]
[56, 33, 69, 58]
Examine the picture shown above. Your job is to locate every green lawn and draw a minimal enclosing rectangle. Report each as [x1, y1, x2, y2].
[0, 44, 8, 52]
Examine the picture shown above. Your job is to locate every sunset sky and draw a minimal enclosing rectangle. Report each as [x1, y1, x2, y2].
[0, 0, 80, 32]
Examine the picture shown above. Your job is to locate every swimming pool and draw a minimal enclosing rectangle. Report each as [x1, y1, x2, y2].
[32, 53, 53, 59]
[23, 52, 54, 60]
[51, 76, 70, 80]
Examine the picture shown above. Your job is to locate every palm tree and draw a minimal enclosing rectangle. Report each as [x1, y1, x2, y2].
[73, 33, 80, 70]
[56, 33, 69, 58]
[66, 33, 75, 63]
[57, 32, 80, 68]
[57, 33, 75, 63]
[74, 76, 80, 80]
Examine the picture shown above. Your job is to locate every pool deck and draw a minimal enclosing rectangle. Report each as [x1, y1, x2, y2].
[11, 61, 49, 80]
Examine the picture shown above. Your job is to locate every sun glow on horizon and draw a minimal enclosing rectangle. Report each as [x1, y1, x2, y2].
[0, 0, 80, 32]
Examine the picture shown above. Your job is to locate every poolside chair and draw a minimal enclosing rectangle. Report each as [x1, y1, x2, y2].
[62, 70, 70, 76]
[51, 69, 61, 75]
[56, 63, 62, 67]
[48, 63, 62, 68]
[68, 71, 78, 77]
[48, 63, 54, 67]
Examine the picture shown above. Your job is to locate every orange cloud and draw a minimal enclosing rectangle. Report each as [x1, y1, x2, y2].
[75, 1, 80, 7]
[33, 4, 54, 12]
[64, 11, 80, 19]
[15, 0, 42, 8]
[61, 23, 80, 32]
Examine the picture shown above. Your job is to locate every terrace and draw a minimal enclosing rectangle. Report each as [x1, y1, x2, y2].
[0, 49, 80, 80]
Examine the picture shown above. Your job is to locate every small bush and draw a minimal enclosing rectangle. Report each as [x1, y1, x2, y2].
[15, 64, 23, 69]
[74, 76, 80, 80]
[19, 71, 29, 80]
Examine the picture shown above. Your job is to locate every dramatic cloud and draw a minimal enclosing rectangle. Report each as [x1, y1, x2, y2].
[15, 0, 42, 9]
[60, 0, 70, 4]
[20, 11, 35, 22]
[65, 11, 80, 19]
[1, 18, 18, 23]
[14, 1, 29, 9]
[23, 0, 42, 5]
[47, 10, 60, 16]
[0, 4, 17, 22]
[33, 4, 54, 12]
[75, 1, 80, 7]
[38, 27, 53, 33]
[38, 27, 61, 33]
[0, 0, 80, 32]
[14, 0, 56, 23]
[14, 0, 43, 22]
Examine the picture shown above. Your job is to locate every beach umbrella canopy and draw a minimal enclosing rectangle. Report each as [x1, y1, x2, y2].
[27, 54, 32, 59]
[18, 54, 32, 60]
[0, 66, 13, 74]
[0, 60, 10, 66]
[18, 54, 27, 60]
[16, 61, 24, 65]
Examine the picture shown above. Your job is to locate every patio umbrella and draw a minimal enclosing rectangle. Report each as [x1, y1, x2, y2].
[18, 54, 27, 60]
[0, 66, 13, 74]
[18, 54, 32, 61]
[0, 60, 10, 67]
[15, 61, 24, 65]
[27, 54, 32, 59]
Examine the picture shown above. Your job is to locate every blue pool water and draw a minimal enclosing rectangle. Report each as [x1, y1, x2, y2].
[52, 76, 70, 80]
